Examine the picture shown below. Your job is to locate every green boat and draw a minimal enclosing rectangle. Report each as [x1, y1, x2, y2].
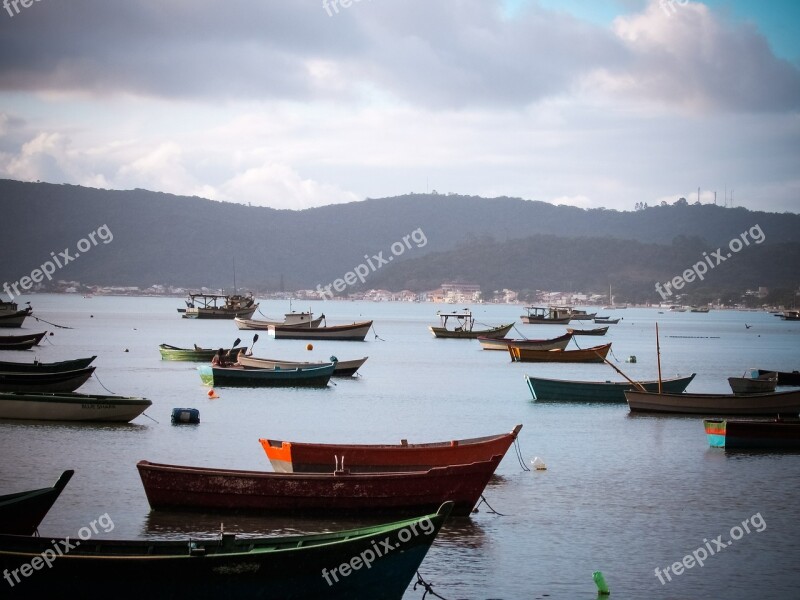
[159, 344, 247, 362]
[0, 502, 452, 600]
[525, 373, 696, 402]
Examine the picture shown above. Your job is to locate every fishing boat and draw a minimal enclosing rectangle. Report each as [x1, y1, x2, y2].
[569, 309, 597, 320]
[477, 332, 572, 351]
[728, 369, 778, 395]
[508, 343, 611, 363]
[594, 317, 621, 324]
[137, 455, 502, 517]
[781, 310, 800, 321]
[159, 344, 247, 361]
[0, 503, 451, 600]
[525, 373, 696, 402]
[0, 331, 47, 351]
[0, 392, 152, 422]
[566, 326, 608, 336]
[624, 388, 800, 415]
[428, 309, 513, 339]
[181, 293, 258, 319]
[757, 369, 800, 386]
[520, 306, 571, 324]
[690, 306, 711, 313]
[237, 353, 368, 377]
[0, 306, 32, 328]
[0, 356, 96, 373]
[0, 470, 73, 535]
[198, 363, 335, 388]
[234, 313, 324, 330]
[269, 320, 373, 341]
[0, 366, 95, 393]
[704, 418, 800, 450]
[260, 424, 523, 473]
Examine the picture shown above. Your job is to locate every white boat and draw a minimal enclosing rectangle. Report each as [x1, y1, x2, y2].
[728, 369, 778, 395]
[268, 320, 373, 341]
[234, 312, 324, 330]
[0, 392, 152, 422]
[237, 354, 368, 376]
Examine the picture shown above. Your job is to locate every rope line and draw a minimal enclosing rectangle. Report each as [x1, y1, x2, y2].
[32, 316, 73, 329]
[474, 494, 506, 516]
[92, 373, 117, 395]
[514, 437, 531, 472]
[413, 572, 450, 600]
[371, 324, 386, 341]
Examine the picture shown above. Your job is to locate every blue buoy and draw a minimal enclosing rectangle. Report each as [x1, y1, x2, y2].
[171, 408, 200, 424]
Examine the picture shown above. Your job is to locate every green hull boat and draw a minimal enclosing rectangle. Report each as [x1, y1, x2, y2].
[159, 344, 247, 362]
[526, 373, 696, 402]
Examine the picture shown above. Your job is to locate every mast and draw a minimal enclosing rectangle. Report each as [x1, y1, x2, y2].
[656, 322, 663, 393]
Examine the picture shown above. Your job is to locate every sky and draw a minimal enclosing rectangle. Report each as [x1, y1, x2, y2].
[0, 0, 798, 212]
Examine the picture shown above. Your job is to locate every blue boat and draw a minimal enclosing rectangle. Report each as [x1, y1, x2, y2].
[525, 373, 696, 402]
[198, 363, 335, 388]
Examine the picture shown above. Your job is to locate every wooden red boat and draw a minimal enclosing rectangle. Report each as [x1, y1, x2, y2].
[0, 470, 73, 535]
[259, 424, 523, 473]
[508, 342, 611, 363]
[137, 455, 503, 517]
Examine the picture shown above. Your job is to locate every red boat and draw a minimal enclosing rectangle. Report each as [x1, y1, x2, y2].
[137, 455, 503, 517]
[259, 424, 523, 473]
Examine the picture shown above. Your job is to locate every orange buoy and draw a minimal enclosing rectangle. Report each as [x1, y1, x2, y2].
[306, 343, 313, 351]
[207, 389, 219, 399]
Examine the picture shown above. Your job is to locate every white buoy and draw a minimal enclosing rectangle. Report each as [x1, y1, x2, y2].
[531, 457, 547, 470]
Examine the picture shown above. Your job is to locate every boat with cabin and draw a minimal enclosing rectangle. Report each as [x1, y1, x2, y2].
[520, 306, 572, 324]
[180, 293, 258, 319]
[428, 309, 513, 339]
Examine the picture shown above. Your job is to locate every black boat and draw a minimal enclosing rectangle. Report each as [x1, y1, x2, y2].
[0, 367, 95, 393]
[0, 332, 47, 351]
[0, 470, 74, 535]
[758, 370, 800, 387]
[0, 356, 96, 374]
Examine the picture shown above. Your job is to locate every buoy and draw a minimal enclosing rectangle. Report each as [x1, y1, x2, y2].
[592, 571, 610, 595]
[627, 355, 637, 363]
[531, 457, 547, 470]
[306, 343, 313, 351]
[207, 389, 219, 399]
[171, 408, 200, 424]
[124, 349, 129, 353]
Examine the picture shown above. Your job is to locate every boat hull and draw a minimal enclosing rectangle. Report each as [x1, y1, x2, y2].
[0, 331, 46, 351]
[526, 373, 696, 402]
[0, 308, 32, 328]
[235, 316, 324, 330]
[428, 323, 513, 339]
[509, 343, 611, 363]
[0, 470, 73, 536]
[183, 306, 258, 319]
[238, 355, 368, 377]
[0, 503, 451, 600]
[0, 367, 95, 393]
[728, 374, 778, 395]
[625, 389, 800, 415]
[137, 456, 502, 517]
[520, 316, 571, 324]
[159, 345, 247, 361]
[566, 326, 608, 336]
[198, 364, 335, 388]
[478, 332, 572, 351]
[704, 419, 800, 450]
[260, 425, 522, 473]
[269, 321, 372, 341]
[0, 392, 151, 422]
[0, 356, 96, 373]
[758, 369, 800, 386]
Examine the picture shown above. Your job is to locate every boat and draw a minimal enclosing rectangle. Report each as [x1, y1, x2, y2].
[0, 470, 74, 535]
[269, 320, 373, 341]
[0, 306, 32, 328]
[525, 373, 696, 402]
[508, 342, 611, 363]
[781, 310, 800, 321]
[428, 309, 513, 339]
[234, 313, 324, 330]
[198, 363, 335, 388]
[0, 331, 47, 351]
[0, 503, 452, 600]
[237, 353, 368, 377]
[757, 369, 800, 386]
[566, 326, 608, 336]
[593, 317, 621, 324]
[704, 418, 800, 450]
[0, 356, 96, 373]
[181, 293, 258, 319]
[0, 366, 95, 393]
[0, 392, 152, 422]
[260, 424, 523, 473]
[477, 332, 572, 351]
[137, 455, 502, 517]
[728, 369, 778, 395]
[520, 306, 571, 324]
[690, 306, 711, 313]
[669, 305, 687, 312]
[624, 388, 800, 415]
[569, 309, 597, 320]
[159, 344, 248, 362]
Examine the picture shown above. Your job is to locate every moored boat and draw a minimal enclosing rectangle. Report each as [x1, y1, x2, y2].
[625, 388, 800, 415]
[477, 332, 572, 351]
[525, 373, 696, 402]
[757, 369, 800, 387]
[269, 320, 373, 341]
[0, 331, 47, 351]
[159, 344, 247, 361]
[0, 307, 32, 328]
[260, 424, 523, 473]
[0, 470, 74, 535]
[198, 363, 335, 388]
[428, 309, 513, 339]
[780, 310, 800, 321]
[0, 392, 152, 422]
[520, 306, 571, 324]
[181, 293, 258, 319]
[566, 326, 608, 336]
[569, 309, 597, 320]
[0, 356, 96, 373]
[0, 367, 95, 393]
[593, 317, 621, 324]
[508, 342, 611, 363]
[234, 314, 324, 330]
[237, 353, 368, 377]
[728, 369, 778, 395]
[704, 418, 800, 450]
[0, 502, 452, 600]
[137, 456, 502, 517]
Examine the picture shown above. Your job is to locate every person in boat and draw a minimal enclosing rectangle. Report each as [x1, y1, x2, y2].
[211, 348, 231, 367]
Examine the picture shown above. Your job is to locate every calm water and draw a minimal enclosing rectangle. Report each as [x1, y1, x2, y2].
[1, 295, 799, 599]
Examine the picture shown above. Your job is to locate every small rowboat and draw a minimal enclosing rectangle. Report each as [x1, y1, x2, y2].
[0, 307, 32, 328]
[137, 456, 502, 517]
[0, 392, 152, 422]
[728, 370, 778, 395]
[0, 366, 95, 393]
[525, 373, 696, 402]
[269, 320, 373, 341]
[624, 388, 800, 415]
[237, 354, 368, 377]
[158, 344, 247, 361]
[757, 369, 800, 386]
[0, 331, 47, 351]
[594, 317, 621, 324]
[477, 332, 572, 351]
[234, 313, 324, 330]
[0, 470, 74, 535]
[566, 326, 608, 336]
[0, 502, 451, 600]
[508, 343, 611, 363]
[260, 424, 523, 473]
[704, 418, 800, 450]
[198, 363, 335, 388]
[0, 356, 96, 373]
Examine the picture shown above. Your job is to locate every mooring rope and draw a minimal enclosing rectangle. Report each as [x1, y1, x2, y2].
[514, 437, 531, 471]
[92, 372, 117, 395]
[512, 324, 529, 339]
[474, 494, 506, 516]
[413, 572, 450, 600]
[32, 315, 73, 329]
[371, 323, 385, 341]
